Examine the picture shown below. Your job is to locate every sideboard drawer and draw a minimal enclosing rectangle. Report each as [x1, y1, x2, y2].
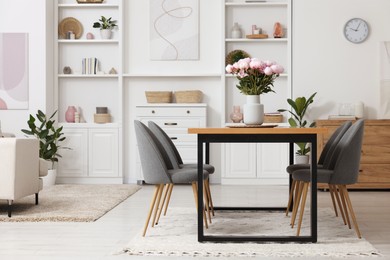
[136, 106, 206, 117]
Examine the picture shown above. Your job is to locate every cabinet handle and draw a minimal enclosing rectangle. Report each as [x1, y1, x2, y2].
[170, 137, 178, 140]
[151, 110, 155, 114]
[359, 169, 363, 172]
[187, 110, 190, 114]
[164, 122, 177, 126]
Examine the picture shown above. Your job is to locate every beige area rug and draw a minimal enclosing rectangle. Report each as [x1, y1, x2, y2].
[124, 208, 381, 258]
[0, 184, 141, 222]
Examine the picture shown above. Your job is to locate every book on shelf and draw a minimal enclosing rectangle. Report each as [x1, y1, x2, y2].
[328, 115, 357, 120]
[81, 57, 99, 75]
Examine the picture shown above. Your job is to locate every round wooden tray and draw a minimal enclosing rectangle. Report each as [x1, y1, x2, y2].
[58, 17, 83, 39]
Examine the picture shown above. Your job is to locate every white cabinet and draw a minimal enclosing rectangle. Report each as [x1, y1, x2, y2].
[58, 125, 121, 184]
[222, 0, 291, 185]
[134, 104, 207, 181]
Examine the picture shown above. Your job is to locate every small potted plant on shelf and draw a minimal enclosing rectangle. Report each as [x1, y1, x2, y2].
[21, 110, 68, 187]
[93, 16, 117, 39]
[278, 92, 317, 164]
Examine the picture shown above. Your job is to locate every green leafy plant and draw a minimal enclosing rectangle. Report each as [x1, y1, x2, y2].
[278, 92, 317, 155]
[21, 110, 67, 168]
[93, 16, 117, 30]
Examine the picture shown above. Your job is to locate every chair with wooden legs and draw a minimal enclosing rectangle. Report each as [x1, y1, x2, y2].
[290, 119, 364, 238]
[134, 120, 210, 237]
[148, 121, 215, 222]
[285, 121, 352, 217]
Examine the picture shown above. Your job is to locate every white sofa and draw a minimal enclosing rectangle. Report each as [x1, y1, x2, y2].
[0, 137, 47, 217]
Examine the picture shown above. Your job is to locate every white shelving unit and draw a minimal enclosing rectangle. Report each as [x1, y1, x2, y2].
[54, 0, 123, 184]
[222, 0, 292, 185]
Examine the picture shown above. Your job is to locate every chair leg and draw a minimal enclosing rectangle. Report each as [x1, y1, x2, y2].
[203, 181, 212, 224]
[331, 184, 347, 225]
[155, 184, 170, 225]
[291, 181, 304, 228]
[339, 185, 362, 239]
[338, 184, 352, 229]
[286, 179, 296, 216]
[328, 185, 338, 217]
[143, 185, 160, 237]
[35, 193, 39, 205]
[151, 184, 164, 228]
[205, 179, 215, 216]
[191, 182, 208, 229]
[163, 184, 174, 216]
[8, 200, 13, 218]
[296, 182, 309, 236]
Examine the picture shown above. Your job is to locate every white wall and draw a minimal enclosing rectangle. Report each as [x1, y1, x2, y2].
[0, 0, 53, 135]
[293, 0, 390, 121]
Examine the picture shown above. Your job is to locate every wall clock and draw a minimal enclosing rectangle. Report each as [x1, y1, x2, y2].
[343, 18, 369, 43]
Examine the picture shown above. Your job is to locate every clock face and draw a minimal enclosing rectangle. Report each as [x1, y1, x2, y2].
[344, 18, 369, 43]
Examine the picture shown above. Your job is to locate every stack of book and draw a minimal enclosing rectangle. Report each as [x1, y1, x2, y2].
[82, 57, 99, 75]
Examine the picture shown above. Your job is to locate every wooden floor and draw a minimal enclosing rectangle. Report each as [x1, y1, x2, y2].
[0, 185, 389, 259]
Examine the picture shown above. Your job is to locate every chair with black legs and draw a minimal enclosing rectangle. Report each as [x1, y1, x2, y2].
[134, 120, 210, 236]
[285, 121, 352, 219]
[291, 119, 364, 238]
[148, 121, 215, 222]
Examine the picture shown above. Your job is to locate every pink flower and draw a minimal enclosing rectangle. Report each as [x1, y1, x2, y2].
[264, 67, 273, 75]
[237, 59, 250, 70]
[271, 64, 284, 74]
[249, 59, 262, 69]
[238, 70, 248, 78]
[226, 64, 234, 73]
[265, 60, 275, 66]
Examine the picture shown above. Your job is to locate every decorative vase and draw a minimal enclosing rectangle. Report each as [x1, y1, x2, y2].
[65, 106, 77, 123]
[43, 169, 57, 188]
[231, 22, 241, 39]
[100, 29, 112, 39]
[230, 105, 243, 123]
[295, 155, 309, 164]
[243, 95, 264, 125]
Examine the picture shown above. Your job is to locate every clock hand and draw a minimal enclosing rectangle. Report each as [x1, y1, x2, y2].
[355, 22, 361, 31]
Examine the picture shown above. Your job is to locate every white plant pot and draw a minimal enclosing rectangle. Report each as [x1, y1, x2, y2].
[243, 95, 264, 125]
[100, 29, 112, 39]
[43, 169, 57, 188]
[295, 155, 309, 164]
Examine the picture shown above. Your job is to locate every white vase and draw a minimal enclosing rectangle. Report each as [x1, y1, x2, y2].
[43, 169, 57, 188]
[295, 155, 309, 164]
[100, 29, 112, 39]
[243, 95, 264, 125]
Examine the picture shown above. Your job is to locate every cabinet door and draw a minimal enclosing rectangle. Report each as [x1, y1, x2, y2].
[89, 129, 119, 177]
[224, 143, 257, 178]
[257, 143, 289, 184]
[58, 128, 88, 177]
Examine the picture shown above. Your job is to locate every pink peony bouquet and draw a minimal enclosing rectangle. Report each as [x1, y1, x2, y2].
[226, 58, 284, 95]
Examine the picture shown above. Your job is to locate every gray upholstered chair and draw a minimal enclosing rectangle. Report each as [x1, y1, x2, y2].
[285, 121, 352, 217]
[148, 121, 215, 221]
[134, 120, 210, 236]
[291, 119, 364, 238]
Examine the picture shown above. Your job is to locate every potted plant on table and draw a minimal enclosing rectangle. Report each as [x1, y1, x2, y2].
[93, 16, 117, 39]
[226, 58, 284, 125]
[21, 110, 67, 187]
[278, 92, 317, 163]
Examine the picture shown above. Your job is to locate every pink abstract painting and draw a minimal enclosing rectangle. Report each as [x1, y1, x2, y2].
[0, 33, 29, 110]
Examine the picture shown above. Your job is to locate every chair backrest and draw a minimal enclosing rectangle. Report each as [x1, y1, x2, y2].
[328, 119, 365, 185]
[319, 121, 352, 165]
[134, 120, 172, 184]
[148, 121, 182, 169]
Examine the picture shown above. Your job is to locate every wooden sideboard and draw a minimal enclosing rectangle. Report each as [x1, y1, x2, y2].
[316, 119, 390, 189]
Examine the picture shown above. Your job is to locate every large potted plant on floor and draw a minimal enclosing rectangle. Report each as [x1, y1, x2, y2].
[226, 58, 284, 125]
[278, 92, 317, 164]
[21, 110, 67, 187]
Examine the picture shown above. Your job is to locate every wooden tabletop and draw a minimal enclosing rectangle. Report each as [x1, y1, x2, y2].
[188, 126, 328, 135]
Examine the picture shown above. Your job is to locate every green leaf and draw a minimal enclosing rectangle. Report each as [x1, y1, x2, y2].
[288, 118, 297, 127]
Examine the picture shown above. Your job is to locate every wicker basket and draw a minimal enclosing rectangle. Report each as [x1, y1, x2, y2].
[174, 90, 203, 103]
[264, 113, 283, 123]
[94, 113, 111, 124]
[145, 91, 172, 103]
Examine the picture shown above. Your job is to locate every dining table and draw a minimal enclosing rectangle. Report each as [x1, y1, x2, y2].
[188, 125, 328, 243]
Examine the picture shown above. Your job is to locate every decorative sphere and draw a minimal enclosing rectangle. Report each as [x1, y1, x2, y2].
[86, 32, 94, 40]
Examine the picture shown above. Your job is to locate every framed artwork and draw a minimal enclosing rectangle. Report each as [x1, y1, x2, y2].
[0, 33, 29, 110]
[150, 0, 199, 61]
[380, 41, 390, 118]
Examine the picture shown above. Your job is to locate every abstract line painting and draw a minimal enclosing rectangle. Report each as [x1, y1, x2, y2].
[0, 33, 29, 110]
[150, 0, 199, 61]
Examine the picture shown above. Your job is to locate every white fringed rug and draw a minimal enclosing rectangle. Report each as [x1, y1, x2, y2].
[123, 207, 380, 258]
[0, 184, 141, 222]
